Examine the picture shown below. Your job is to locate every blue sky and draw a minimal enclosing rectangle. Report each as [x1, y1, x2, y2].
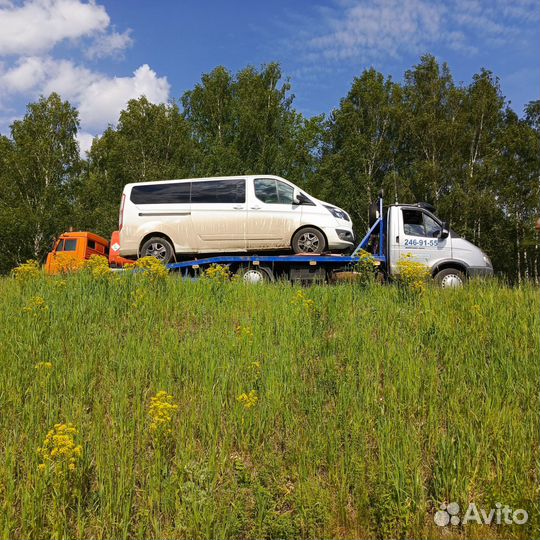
[0, 0, 538, 152]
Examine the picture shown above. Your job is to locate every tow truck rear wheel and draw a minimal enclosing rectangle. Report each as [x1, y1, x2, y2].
[140, 236, 174, 263]
[434, 268, 465, 288]
[235, 265, 273, 283]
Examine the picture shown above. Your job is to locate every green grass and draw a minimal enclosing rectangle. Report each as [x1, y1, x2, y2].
[0, 272, 538, 539]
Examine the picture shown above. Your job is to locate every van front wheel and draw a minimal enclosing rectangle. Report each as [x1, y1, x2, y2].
[140, 237, 174, 263]
[292, 228, 326, 254]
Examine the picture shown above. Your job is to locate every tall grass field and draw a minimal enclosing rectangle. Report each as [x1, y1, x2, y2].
[0, 271, 537, 539]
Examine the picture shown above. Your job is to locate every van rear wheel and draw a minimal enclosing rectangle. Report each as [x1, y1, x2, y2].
[140, 236, 174, 263]
[292, 228, 326, 254]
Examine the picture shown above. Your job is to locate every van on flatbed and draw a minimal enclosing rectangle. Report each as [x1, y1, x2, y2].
[119, 175, 355, 262]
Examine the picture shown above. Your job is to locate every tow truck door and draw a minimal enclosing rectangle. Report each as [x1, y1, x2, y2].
[397, 207, 451, 268]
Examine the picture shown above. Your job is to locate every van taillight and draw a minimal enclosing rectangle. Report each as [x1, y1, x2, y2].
[119, 194, 125, 230]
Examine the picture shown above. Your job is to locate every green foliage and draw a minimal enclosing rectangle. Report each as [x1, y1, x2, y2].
[0, 94, 81, 272]
[0, 58, 538, 282]
[313, 55, 539, 281]
[0, 276, 537, 539]
[182, 62, 322, 182]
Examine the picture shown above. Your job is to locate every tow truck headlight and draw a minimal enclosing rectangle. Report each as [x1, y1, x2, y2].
[324, 205, 350, 221]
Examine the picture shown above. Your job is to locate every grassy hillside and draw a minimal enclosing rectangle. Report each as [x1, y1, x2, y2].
[0, 272, 537, 539]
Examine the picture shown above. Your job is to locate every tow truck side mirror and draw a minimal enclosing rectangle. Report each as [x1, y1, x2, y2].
[439, 222, 449, 239]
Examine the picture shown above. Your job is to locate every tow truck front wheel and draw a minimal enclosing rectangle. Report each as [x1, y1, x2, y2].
[434, 268, 465, 288]
[140, 237, 174, 263]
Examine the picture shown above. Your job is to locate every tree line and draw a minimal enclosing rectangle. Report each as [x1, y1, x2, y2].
[0, 55, 538, 281]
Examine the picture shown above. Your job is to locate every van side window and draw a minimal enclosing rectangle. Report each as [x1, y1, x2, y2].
[255, 179, 294, 204]
[131, 182, 191, 204]
[191, 180, 245, 203]
[254, 179, 278, 203]
[276, 180, 294, 204]
[56, 240, 65, 252]
[254, 178, 279, 204]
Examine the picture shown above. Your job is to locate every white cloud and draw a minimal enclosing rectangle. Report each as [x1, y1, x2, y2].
[301, 0, 538, 63]
[77, 64, 170, 131]
[0, 0, 161, 147]
[0, 57, 170, 134]
[305, 0, 445, 61]
[76, 130, 94, 155]
[0, 0, 110, 55]
[85, 29, 133, 60]
[0, 56, 48, 92]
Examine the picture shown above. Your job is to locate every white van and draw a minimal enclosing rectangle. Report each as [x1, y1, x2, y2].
[119, 175, 354, 262]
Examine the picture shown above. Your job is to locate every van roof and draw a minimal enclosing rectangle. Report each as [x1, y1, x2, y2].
[123, 175, 285, 189]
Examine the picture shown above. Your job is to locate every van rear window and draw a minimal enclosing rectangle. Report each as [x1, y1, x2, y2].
[131, 182, 191, 204]
[191, 180, 245, 204]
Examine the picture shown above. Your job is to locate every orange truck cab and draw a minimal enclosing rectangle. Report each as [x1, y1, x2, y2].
[45, 231, 132, 274]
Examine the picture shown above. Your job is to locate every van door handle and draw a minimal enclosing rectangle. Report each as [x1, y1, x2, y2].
[250, 206, 261, 210]
[233, 205, 244, 210]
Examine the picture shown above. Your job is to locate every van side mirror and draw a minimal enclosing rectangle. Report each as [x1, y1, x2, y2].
[439, 222, 449, 239]
[293, 190, 309, 205]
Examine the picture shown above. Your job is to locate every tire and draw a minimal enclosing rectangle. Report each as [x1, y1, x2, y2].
[291, 227, 326, 254]
[235, 265, 273, 283]
[434, 268, 465, 288]
[140, 236, 175, 263]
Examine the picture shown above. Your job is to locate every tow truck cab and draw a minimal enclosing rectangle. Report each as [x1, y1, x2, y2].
[384, 203, 493, 285]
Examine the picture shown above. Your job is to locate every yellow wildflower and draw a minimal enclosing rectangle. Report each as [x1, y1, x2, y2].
[235, 325, 254, 339]
[203, 264, 232, 282]
[11, 260, 40, 281]
[148, 390, 178, 434]
[35, 361, 53, 371]
[84, 254, 110, 278]
[133, 256, 168, 282]
[54, 252, 84, 274]
[250, 361, 261, 372]
[395, 254, 431, 294]
[291, 289, 315, 311]
[37, 423, 82, 477]
[22, 296, 49, 315]
[237, 389, 258, 409]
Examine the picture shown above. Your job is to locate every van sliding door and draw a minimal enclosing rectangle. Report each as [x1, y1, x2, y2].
[190, 179, 247, 252]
